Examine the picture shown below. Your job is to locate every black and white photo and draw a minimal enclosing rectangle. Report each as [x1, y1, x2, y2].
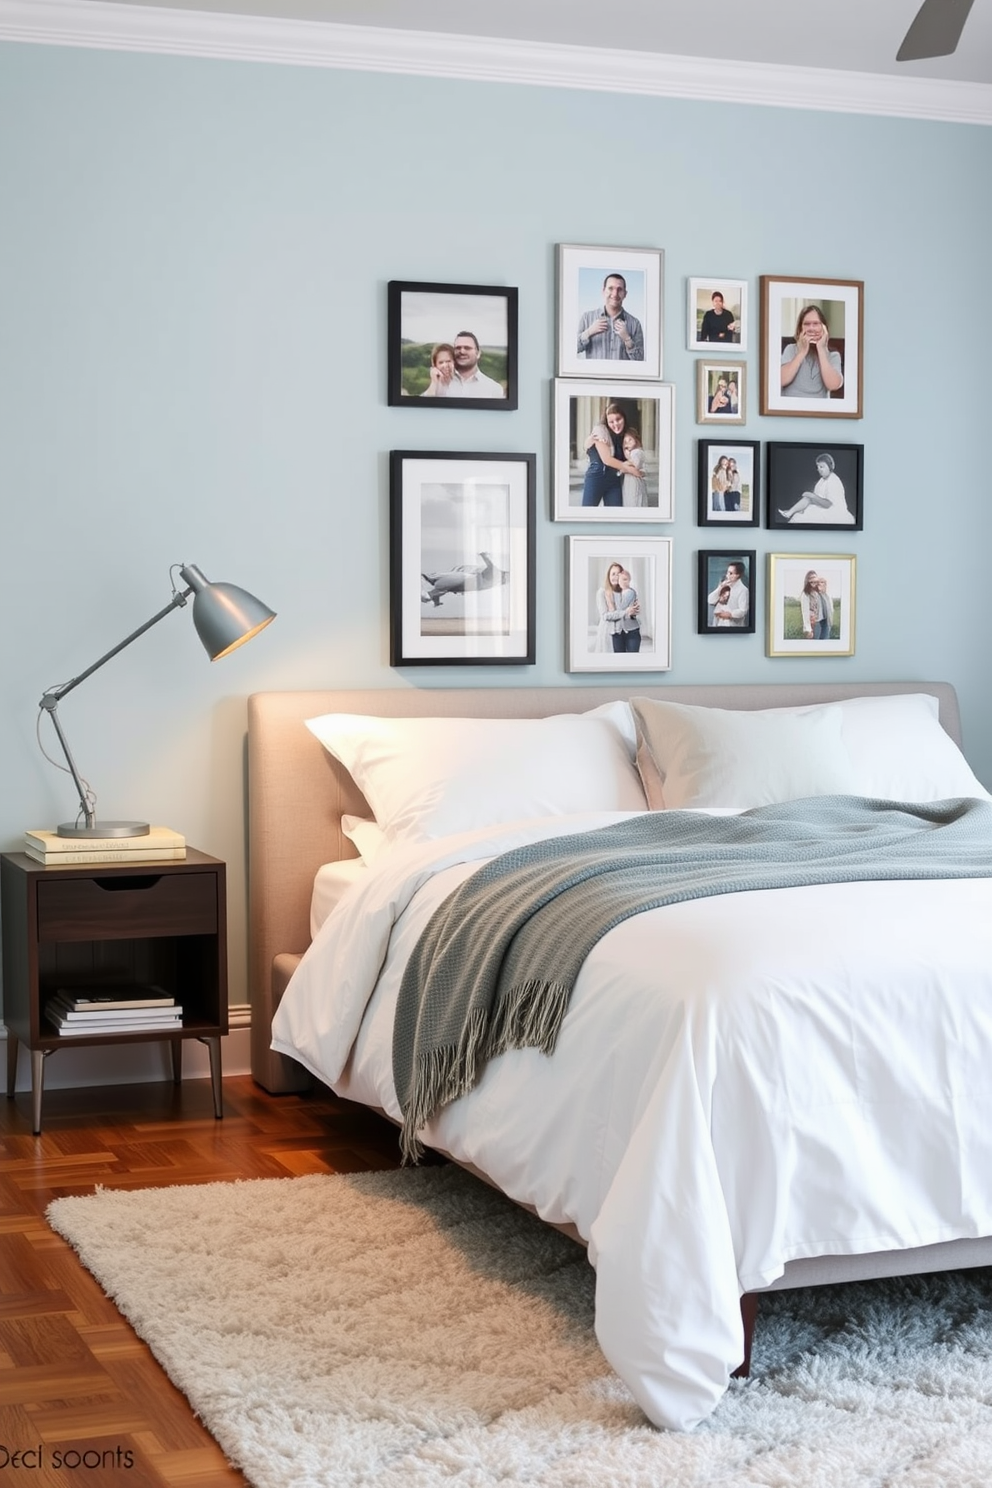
[767, 442, 863, 530]
[390, 451, 535, 664]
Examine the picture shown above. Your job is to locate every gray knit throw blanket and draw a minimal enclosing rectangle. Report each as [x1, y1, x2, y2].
[392, 795, 992, 1160]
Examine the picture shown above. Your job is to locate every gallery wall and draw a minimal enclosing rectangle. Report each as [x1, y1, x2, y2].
[0, 32, 990, 1019]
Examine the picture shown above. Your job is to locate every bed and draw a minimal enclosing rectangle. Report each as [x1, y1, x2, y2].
[247, 681, 992, 1431]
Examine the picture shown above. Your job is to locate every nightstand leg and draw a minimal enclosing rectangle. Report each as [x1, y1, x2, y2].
[201, 1035, 223, 1119]
[6, 1031, 17, 1098]
[30, 1049, 47, 1135]
[170, 1037, 182, 1084]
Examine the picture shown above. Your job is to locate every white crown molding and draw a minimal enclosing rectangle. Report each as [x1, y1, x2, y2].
[2, 0, 991, 126]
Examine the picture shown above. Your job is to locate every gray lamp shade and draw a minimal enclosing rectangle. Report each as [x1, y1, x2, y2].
[179, 563, 276, 660]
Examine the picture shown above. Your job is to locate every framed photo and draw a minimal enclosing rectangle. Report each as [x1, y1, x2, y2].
[696, 362, 746, 424]
[387, 281, 518, 409]
[552, 379, 675, 523]
[687, 277, 748, 352]
[697, 550, 756, 635]
[766, 442, 863, 530]
[557, 244, 663, 380]
[697, 439, 760, 527]
[389, 451, 535, 666]
[566, 536, 672, 673]
[766, 553, 856, 657]
[759, 276, 863, 418]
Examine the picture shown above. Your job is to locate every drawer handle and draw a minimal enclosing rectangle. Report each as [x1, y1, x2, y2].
[92, 876, 163, 892]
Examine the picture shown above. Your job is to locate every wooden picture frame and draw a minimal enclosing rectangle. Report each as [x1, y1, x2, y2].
[759, 276, 863, 418]
[556, 244, 664, 380]
[766, 441, 864, 530]
[552, 379, 675, 523]
[766, 552, 856, 657]
[697, 439, 760, 527]
[696, 362, 746, 424]
[387, 281, 518, 409]
[697, 550, 756, 634]
[566, 536, 672, 673]
[389, 451, 535, 665]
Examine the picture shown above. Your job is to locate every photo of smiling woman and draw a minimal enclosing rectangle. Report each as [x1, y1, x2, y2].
[780, 306, 843, 400]
[554, 380, 675, 523]
[568, 536, 672, 671]
[759, 276, 863, 418]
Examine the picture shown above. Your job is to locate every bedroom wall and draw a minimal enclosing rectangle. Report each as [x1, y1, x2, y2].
[1, 34, 990, 1032]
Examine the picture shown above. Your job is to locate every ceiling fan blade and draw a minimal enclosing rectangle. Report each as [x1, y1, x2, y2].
[897, 0, 976, 60]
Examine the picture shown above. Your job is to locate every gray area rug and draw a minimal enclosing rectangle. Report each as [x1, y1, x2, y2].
[47, 1164, 992, 1487]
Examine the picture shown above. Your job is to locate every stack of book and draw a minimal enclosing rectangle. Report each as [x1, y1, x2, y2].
[24, 826, 186, 866]
[45, 987, 184, 1037]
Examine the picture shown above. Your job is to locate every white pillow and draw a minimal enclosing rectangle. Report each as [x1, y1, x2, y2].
[630, 692, 990, 810]
[341, 814, 387, 866]
[815, 692, 991, 802]
[305, 702, 646, 847]
[631, 697, 858, 810]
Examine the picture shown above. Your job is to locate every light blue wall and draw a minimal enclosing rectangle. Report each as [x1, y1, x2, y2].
[1, 41, 990, 1007]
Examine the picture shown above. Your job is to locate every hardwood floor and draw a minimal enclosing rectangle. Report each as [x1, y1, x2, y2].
[0, 1073, 405, 1487]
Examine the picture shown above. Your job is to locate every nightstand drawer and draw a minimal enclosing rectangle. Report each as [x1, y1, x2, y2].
[36, 870, 218, 941]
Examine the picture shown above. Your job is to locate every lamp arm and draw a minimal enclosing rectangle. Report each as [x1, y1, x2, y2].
[39, 587, 192, 707]
[38, 586, 192, 830]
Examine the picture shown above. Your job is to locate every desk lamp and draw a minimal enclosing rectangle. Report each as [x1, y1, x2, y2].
[39, 562, 275, 838]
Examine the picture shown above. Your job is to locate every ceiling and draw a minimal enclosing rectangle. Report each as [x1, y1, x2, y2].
[87, 0, 992, 86]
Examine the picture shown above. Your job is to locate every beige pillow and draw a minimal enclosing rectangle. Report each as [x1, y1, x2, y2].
[630, 697, 858, 810]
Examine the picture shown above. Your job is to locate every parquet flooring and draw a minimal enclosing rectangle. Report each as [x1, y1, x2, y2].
[0, 1074, 405, 1487]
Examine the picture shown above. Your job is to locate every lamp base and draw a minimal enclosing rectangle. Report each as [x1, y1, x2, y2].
[56, 820, 151, 839]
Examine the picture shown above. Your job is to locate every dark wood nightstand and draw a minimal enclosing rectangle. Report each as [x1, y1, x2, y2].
[1, 848, 228, 1134]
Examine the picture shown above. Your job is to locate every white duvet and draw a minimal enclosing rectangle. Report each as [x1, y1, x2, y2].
[271, 809, 992, 1431]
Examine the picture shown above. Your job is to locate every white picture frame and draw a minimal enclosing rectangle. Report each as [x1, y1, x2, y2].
[552, 379, 675, 523]
[556, 244, 663, 380]
[567, 536, 673, 673]
[686, 276, 748, 352]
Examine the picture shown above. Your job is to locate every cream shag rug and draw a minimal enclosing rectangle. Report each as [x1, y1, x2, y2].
[47, 1164, 992, 1488]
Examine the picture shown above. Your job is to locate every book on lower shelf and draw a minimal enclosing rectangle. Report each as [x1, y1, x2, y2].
[47, 1016, 185, 1037]
[25, 826, 185, 855]
[45, 993, 184, 1035]
[55, 986, 177, 1013]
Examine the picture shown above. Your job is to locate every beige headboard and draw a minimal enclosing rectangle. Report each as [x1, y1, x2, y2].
[247, 681, 961, 1091]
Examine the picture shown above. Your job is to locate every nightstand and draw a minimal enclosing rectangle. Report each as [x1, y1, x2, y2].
[1, 848, 228, 1134]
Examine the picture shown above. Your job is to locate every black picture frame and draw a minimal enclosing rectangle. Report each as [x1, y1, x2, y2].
[389, 450, 536, 666]
[696, 439, 761, 527]
[387, 281, 518, 409]
[766, 442, 864, 531]
[697, 550, 756, 635]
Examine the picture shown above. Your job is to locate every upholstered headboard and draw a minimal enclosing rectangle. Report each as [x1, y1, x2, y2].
[246, 681, 961, 1091]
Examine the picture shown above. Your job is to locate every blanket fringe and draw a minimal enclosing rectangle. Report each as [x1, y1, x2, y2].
[399, 980, 571, 1164]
